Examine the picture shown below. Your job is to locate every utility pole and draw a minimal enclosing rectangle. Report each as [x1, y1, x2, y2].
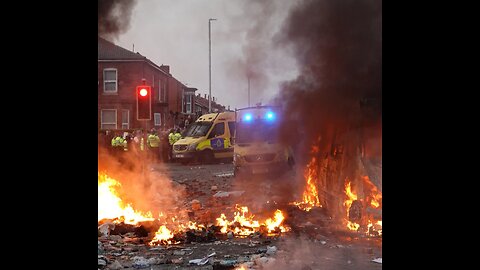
[209, 18, 217, 113]
[248, 76, 251, 107]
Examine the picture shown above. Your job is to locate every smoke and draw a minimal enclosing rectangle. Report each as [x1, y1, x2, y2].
[273, 0, 382, 160]
[98, 143, 186, 218]
[219, 0, 298, 106]
[98, 0, 138, 41]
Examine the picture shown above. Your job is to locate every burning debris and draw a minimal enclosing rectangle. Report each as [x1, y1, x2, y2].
[291, 143, 322, 211]
[99, 172, 290, 247]
[343, 178, 382, 236]
[98, 173, 155, 225]
[216, 205, 289, 236]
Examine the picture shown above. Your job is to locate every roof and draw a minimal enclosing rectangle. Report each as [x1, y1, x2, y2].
[98, 36, 170, 76]
[98, 36, 146, 60]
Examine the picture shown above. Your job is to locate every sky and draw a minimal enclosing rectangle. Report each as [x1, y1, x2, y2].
[114, 0, 300, 110]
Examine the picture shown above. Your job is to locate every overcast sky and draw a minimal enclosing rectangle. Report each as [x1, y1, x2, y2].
[115, 0, 299, 110]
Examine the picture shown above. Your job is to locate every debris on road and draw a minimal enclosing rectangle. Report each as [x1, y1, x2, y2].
[213, 190, 245, 198]
[189, 252, 217, 265]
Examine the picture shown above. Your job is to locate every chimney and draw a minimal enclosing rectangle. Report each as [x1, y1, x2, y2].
[204, 94, 207, 99]
[160, 65, 170, 74]
[228, 105, 230, 110]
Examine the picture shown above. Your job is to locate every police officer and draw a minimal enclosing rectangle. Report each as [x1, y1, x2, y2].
[168, 129, 176, 162]
[147, 128, 160, 162]
[111, 133, 125, 157]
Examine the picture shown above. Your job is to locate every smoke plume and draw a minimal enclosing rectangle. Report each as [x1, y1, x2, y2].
[220, 0, 297, 105]
[273, 0, 382, 160]
[98, 0, 138, 41]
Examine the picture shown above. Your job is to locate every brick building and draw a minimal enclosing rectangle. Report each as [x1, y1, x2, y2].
[98, 37, 198, 132]
[194, 93, 228, 118]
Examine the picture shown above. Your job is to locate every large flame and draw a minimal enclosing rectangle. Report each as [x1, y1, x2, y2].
[98, 173, 154, 225]
[344, 180, 361, 231]
[362, 176, 382, 208]
[343, 178, 382, 236]
[291, 145, 322, 211]
[216, 205, 289, 236]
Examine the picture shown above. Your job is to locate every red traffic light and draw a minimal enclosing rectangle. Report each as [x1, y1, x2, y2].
[136, 85, 152, 120]
[139, 88, 148, 97]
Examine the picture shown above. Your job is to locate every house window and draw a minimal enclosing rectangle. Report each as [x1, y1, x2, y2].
[122, 110, 129, 129]
[159, 80, 167, 102]
[101, 109, 117, 130]
[103, 68, 117, 93]
[154, 113, 161, 126]
[185, 94, 192, 114]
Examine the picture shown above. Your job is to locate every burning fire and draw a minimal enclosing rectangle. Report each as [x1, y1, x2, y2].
[343, 178, 382, 236]
[148, 206, 288, 245]
[216, 205, 289, 236]
[344, 180, 361, 231]
[98, 173, 154, 225]
[344, 181, 357, 209]
[149, 225, 179, 245]
[291, 146, 322, 211]
[367, 220, 382, 236]
[363, 176, 382, 208]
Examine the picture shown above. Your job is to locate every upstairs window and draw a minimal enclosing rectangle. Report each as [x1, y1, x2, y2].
[103, 68, 117, 93]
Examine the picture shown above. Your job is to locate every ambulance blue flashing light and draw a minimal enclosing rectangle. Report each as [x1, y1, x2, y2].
[244, 113, 253, 121]
[266, 112, 275, 121]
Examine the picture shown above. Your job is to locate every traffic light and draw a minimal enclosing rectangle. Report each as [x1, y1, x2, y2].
[136, 85, 151, 120]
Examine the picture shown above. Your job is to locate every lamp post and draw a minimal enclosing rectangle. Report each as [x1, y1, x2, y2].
[209, 18, 217, 113]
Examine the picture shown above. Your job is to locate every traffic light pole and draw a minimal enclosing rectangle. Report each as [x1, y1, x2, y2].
[142, 120, 148, 184]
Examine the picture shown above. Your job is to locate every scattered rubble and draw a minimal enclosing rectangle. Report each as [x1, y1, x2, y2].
[108, 260, 123, 270]
[213, 191, 245, 198]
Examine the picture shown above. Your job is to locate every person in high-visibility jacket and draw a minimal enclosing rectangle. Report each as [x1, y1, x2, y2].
[174, 128, 182, 143]
[168, 129, 176, 162]
[111, 134, 125, 156]
[147, 129, 160, 162]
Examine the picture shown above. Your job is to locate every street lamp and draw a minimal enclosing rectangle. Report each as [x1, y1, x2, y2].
[209, 18, 217, 113]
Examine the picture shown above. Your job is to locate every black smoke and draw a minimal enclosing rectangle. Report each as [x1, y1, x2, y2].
[98, 0, 137, 40]
[274, 0, 382, 159]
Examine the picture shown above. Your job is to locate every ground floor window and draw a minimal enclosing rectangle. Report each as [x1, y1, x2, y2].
[101, 109, 117, 130]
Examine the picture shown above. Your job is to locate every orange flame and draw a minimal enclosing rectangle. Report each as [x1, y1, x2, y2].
[344, 178, 382, 236]
[149, 225, 179, 245]
[367, 220, 382, 236]
[216, 205, 289, 236]
[344, 180, 360, 231]
[98, 173, 154, 225]
[362, 176, 382, 208]
[291, 146, 322, 211]
[344, 181, 357, 209]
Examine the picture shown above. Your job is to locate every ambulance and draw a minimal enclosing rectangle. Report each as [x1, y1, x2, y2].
[173, 111, 235, 164]
[233, 105, 295, 177]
